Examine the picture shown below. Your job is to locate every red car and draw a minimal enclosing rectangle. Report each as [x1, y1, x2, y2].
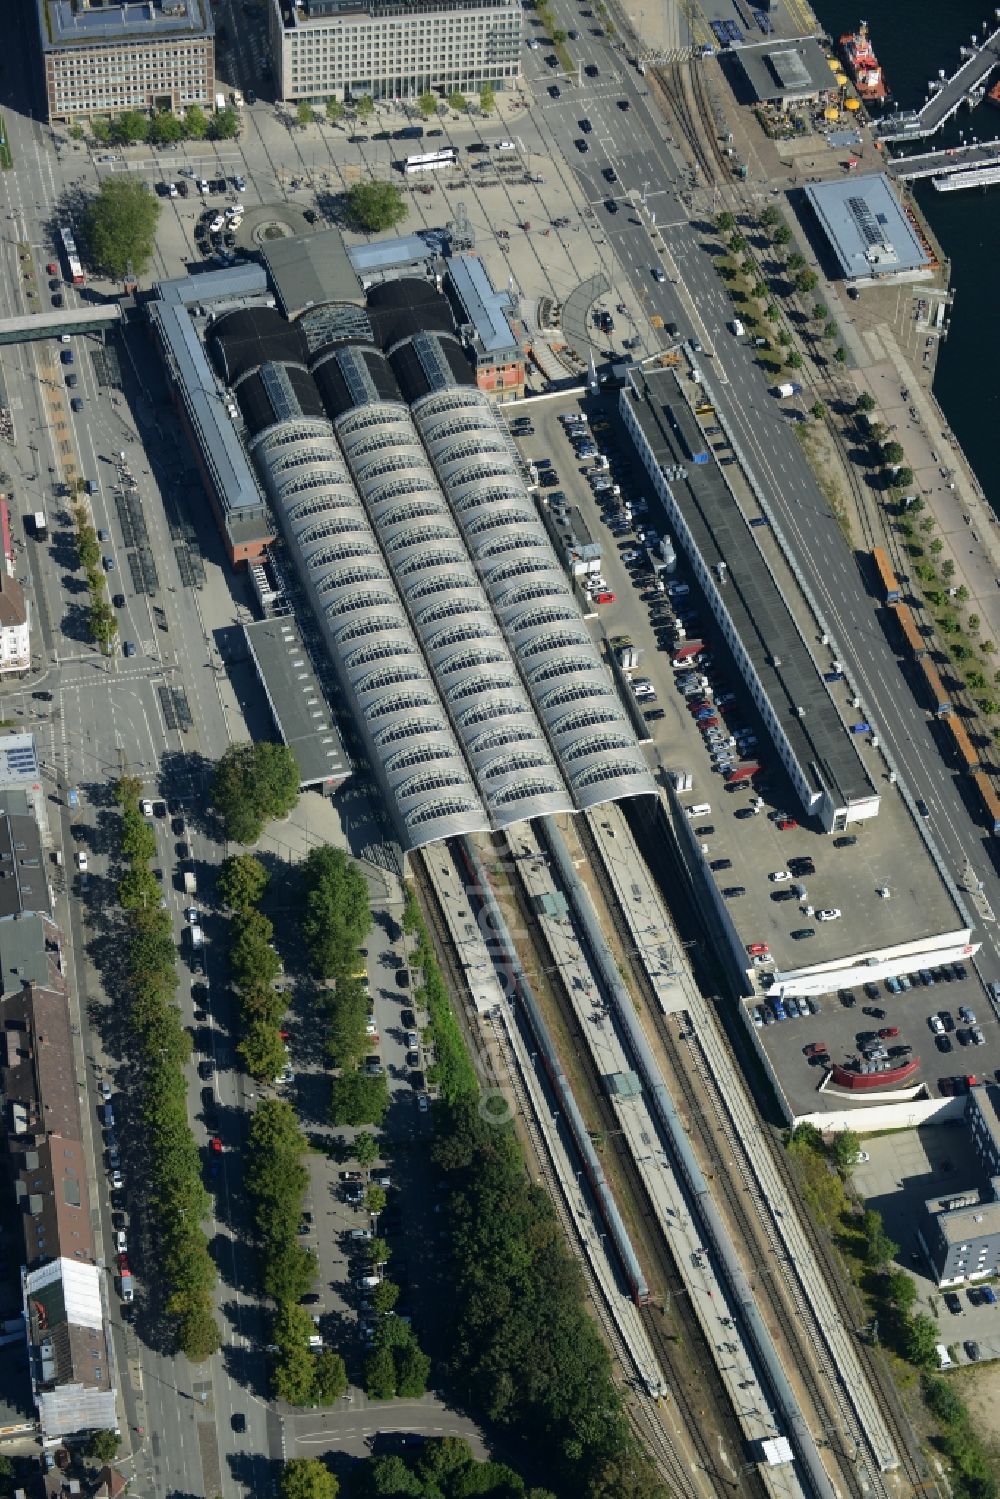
[209, 1136, 223, 1153]
[699, 718, 719, 731]
[746, 942, 769, 956]
[117, 1252, 130, 1274]
[804, 1041, 828, 1056]
[777, 818, 798, 831]
[594, 591, 616, 604]
[46, 261, 58, 275]
[878, 1027, 899, 1039]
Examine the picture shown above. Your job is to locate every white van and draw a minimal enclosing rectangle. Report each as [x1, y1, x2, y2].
[685, 803, 711, 818]
[935, 1343, 954, 1369]
[731, 318, 745, 337]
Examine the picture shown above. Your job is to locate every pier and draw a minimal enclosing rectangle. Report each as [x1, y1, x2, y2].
[876, 13, 1000, 143]
[888, 140, 1000, 181]
[933, 162, 1000, 190]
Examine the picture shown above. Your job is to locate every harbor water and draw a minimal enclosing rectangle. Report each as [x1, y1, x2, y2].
[807, 0, 1000, 511]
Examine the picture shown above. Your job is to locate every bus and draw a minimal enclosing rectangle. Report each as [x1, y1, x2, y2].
[59, 224, 84, 287]
[403, 148, 458, 175]
[872, 546, 901, 604]
[891, 603, 926, 659]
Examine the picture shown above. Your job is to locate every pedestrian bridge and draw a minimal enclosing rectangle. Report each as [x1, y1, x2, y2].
[0, 306, 122, 346]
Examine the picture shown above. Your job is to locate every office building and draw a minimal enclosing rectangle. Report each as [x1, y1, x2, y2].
[36, 0, 214, 124]
[267, 0, 521, 104]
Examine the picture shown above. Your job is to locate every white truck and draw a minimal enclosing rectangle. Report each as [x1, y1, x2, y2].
[32, 511, 46, 540]
[774, 381, 803, 399]
[215, 92, 227, 113]
[183, 870, 197, 897]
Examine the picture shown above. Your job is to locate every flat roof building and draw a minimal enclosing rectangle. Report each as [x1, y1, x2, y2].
[622, 367, 878, 833]
[444, 255, 525, 399]
[267, 0, 522, 104]
[35, 0, 214, 123]
[803, 174, 934, 284]
[735, 37, 835, 109]
[244, 617, 351, 789]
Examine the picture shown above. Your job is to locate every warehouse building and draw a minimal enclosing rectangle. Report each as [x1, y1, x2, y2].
[803, 174, 934, 285]
[35, 0, 214, 123]
[267, 0, 522, 105]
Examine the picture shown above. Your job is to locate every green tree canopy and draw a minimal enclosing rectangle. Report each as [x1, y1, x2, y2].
[211, 107, 240, 140]
[149, 110, 184, 145]
[903, 1311, 940, 1369]
[346, 180, 408, 233]
[281, 1458, 339, 1499]
[184, 105, 208, 138]
[113, 110, 149, 145]
[300, 844, 371, 975]
[219, 853, 270, 911]
[882, 440, 905, 466]
[479, 85, 496, 114]
[418, 91, 438, 118]
[795, 268, 818, 293]
[331, 1069, 389, 1127]
[895, 467, 914, 488]
[313, 1349, 348, 1405]
[365, 1345, 397, 1400]
[856, 390, 876, 412]
[365, 1184, 387, 1216]
[86, 1430, 121, 1462]
[297, 102, 314, 127]
[773, 224, 791, 245]
[447, 91, 467, 112]
[354, 1131, 380, 1169]
[354, 94, 375, 121]
[84, 177, 161, 279]
[716, 210, 736, 233]
[212, 740, 300, 845]
[325, 97, 344, 124]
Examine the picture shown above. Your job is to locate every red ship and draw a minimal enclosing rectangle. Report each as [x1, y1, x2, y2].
[839, 20, 888, 102]
[988, 78, 1000, 108]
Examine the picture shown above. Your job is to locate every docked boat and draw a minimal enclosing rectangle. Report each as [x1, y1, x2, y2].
[988, 77, 1000, 108]
[839, 20, 888, 102]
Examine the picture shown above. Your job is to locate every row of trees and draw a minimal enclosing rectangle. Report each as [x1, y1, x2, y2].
[114, 775, 220, 1359]
[433, 1097, 665, 1497]
[246, 1099, 351, 1405]
[218, 853, 291, 1082]
[212, 740, 301, 846]
[74, 508, 118, 651]
[401, 885, 477, 1101]
[85, 104, 239, 148]
[344, 1437, 553, 1499]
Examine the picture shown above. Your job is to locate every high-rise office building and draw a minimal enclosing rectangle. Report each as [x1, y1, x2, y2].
[36, 0, 214, 123]
[267, 0, 521, 103]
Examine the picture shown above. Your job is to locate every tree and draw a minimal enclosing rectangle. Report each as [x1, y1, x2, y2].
[716, 211, 736, 233]
[823, 319, 837, 341]
[85, 176, 161, 279]
[903, 1311, 940, 1369]
[885, 1269, 917, 1314]
[177, 1294, 221, 1360]
[354, 94, 374, 123]
[785, 350, 802, 369]
[418, 91, 438, 118]
[882, 440, 905, 466]
[773, 224, 791, 246]
[219, 853, 270, 912]
[366, 1184, 387, 1216]
[367, 1236, 390, 1266]
[479, 85, 495, 114]
[263, 1237, 317, 1305]
[92, 117, 112, 144]
[795, 268, 818, 293]
[325, 97, 344, 125]
[313, 1349, 348, 1405]
[211, 108, 240, 140]
[90, 598, 118, 649]
[372, 1278, 400, 1315]
[345, 180, 407, 234]
[149, 110, 184, 145]
[184, 105, 209, 138]
[114, 110, 149, 145]
[86, 1430, 121, 1462]
[395, 1340, 431, 1398]
[330, 1069, 389, 1127]
[834, 345, 847, 364]
[760, 204, 780, 227]
[354, 1131, 379, 1169]
[831, 1129, 861, 1171]
[212, 740, 300, 845]
[856, 390, 876, 413]
[812, 301, 829, 321]
[895, 467, 914, 488]
[296, 102, 314, 128]
[552, 26, 567, 42]
[365, 1345, 397, 1399]
[810, 400, 826, 421]
[240, 1019, 289, 1082]
[281, 1458, 338, 1499]
[118, 865, 163, 912]
[861, 1208, 898, 1270]
[447, 91, 466, 113]
[787, 250, 804, 271]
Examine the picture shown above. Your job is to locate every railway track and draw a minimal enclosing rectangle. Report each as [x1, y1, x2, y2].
[654, 60, 722, 185]
[410, 849, 704, 1498]
[573, 817, 874, 1499]
[493, 832, 762, 1499]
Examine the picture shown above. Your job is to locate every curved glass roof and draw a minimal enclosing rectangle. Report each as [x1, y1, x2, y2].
[413, 387, 656, 809]
[250, 415, 487, 848]
[335, 401, 572, 826]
